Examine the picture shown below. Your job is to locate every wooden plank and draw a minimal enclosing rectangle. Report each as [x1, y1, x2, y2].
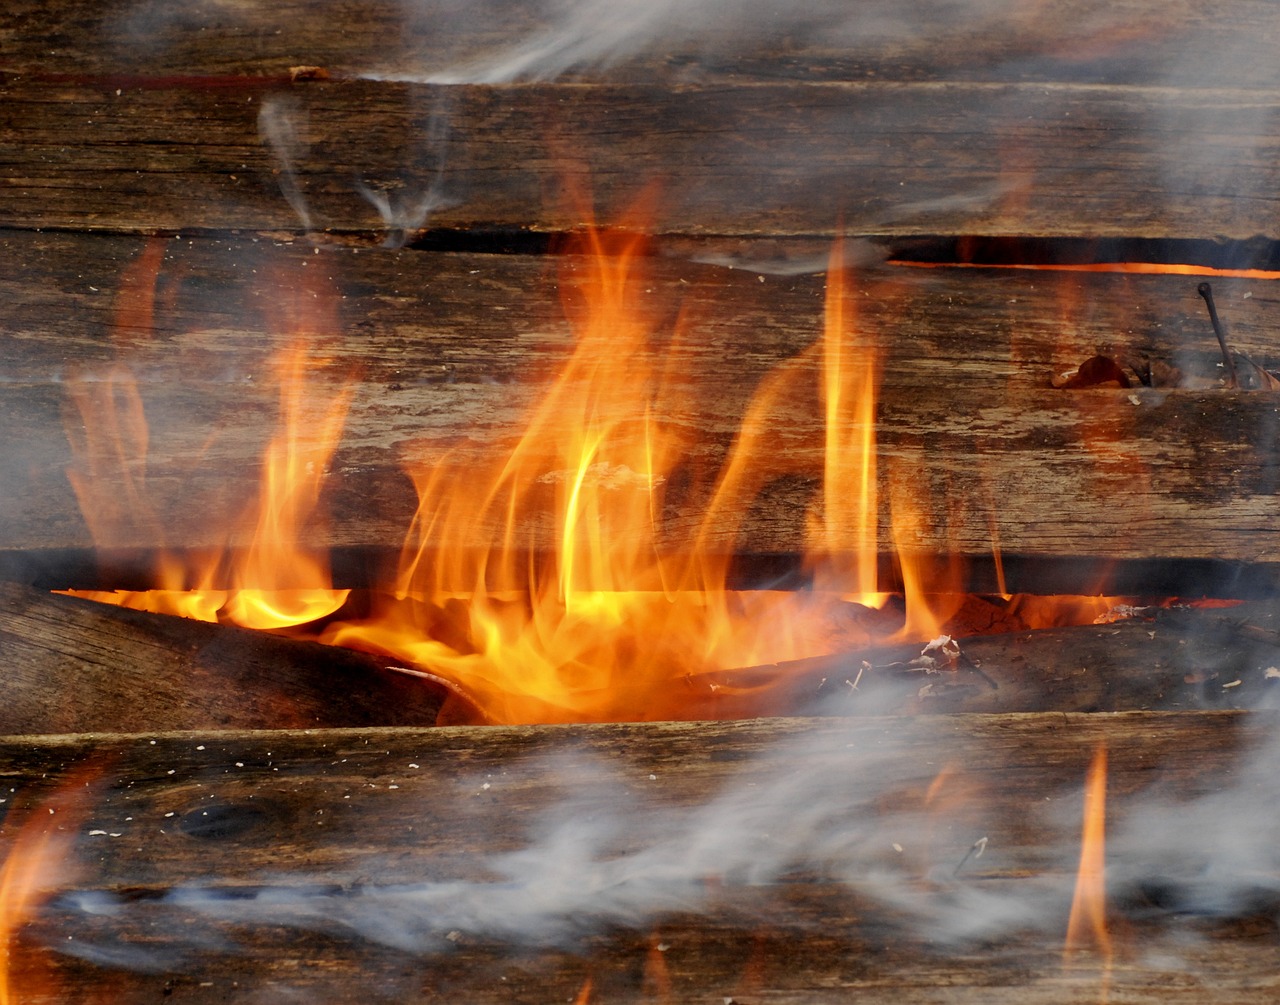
[9, 589, 1276, 730]
[3, 231, 1280, 568]
[4, 77, 1280, 238]
[3, 0, 1279, 88]
[0, 582, 445, 733]
[715, 601, 1280, 717]
[0, 712, 1275, 1001]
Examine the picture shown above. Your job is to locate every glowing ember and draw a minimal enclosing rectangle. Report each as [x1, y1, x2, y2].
[890, 259, 1280, 280]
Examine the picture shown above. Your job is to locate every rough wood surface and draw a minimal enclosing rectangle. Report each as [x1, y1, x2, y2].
[0, 581, 445, 733]
[4, 230, 1280, 568]
[2, 0, 1277, 87]
[0, 711, 1274, 1001]
[4, 76, 1280, 239]
[716, 601, 1280, 718]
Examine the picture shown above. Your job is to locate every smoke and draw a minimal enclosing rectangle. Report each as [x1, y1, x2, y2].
[257, 97, 316, 234]
[37, 709, 1280, 995]
[376, 0, 1155, 85]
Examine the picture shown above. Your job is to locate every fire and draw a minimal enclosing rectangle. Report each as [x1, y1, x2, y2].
[1065, 744, 1111, 959]
[65, 223, 1150, 725]
[0, 772, 94, 1004]
[891, 259, 1280, 281]
[808, 237, 881, 605]
[320, 225, 866, 722]
[63, 263, 352, 632]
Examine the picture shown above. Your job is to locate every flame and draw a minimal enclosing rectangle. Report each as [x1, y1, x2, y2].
[320, 223, 863, 722]
[64, 263, 352, 631]
[642, 934, 672, 1002]
[1065, 744, 1111, 959]
[66, 227, 1164, 724]
[891, 259, 1280, 280]
[808, 237, 882, 605]
[0, 771, 95, 1004]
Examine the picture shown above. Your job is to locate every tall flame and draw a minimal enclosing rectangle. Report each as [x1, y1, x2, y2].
[1066, 744, 1111, 959]
[809, 237, 881, 604]
[65, 263, 352, 630]
[321, 224, 864, 722]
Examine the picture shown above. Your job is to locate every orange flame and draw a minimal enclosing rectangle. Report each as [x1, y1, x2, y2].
[642, 934, 672, 1003]
[891, 259, 1280, 281]
[320, 223, 864, 722]
[808, 237, 881, 605]
[64, 263, 352, 631]
[0, 771, 95, 1005]
[1065, 744, 1111, 959]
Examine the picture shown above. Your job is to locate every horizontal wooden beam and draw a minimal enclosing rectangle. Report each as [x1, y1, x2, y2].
[4, 76, 1280, 238]
[4, 231, 1280, 567]
[7, 584, 1276, 731]
[3, 0, 1278, 88]
[1, 711, 1276, 1001]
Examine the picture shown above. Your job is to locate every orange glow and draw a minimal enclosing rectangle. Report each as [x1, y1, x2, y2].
[890, 259, 1280, 281]
[1065, 745, 1111, 960]
[318, 223, 871, 723]
[888, 473, 966, 642]
[642, 934, 672, 1002]
[572, 976, 593, 1005]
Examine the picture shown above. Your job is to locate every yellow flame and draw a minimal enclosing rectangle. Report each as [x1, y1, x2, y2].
[809, 237, 882, 605]
[63, 259, 351, 630]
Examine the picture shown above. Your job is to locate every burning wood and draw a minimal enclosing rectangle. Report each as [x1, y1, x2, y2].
[6, 2, 1280, 1000]
[48, 228, 1268, 726]
[0, 582, 445, 733]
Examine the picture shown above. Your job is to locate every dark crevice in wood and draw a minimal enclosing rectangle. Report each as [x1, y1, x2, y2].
[890, 235, 1280, 272]
[5, 546, 1280, 600]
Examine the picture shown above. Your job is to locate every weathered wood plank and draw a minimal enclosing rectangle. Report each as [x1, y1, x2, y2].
[718, 601, 1280, 717]
[11, 589, 1276, 731]
[0, 581, 445, 733]
[0, 712, 1274, 1001]
[4, 77, 1280, 238]
[3, 231, 1280, 568]
[3, 0, 1279, 88]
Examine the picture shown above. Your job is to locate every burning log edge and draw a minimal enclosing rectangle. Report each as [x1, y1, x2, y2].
[9, 580, 1280, 731]
[0, 711, 1277, 1002]
[0, 581, 447, 734]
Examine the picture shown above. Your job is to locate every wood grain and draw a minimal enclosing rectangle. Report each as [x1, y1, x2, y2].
[4, 230, 1280, 568]
[3, 0, 1277, 87]
[0, 711, 1273, 1002]
[4, 77, 1280, 238]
